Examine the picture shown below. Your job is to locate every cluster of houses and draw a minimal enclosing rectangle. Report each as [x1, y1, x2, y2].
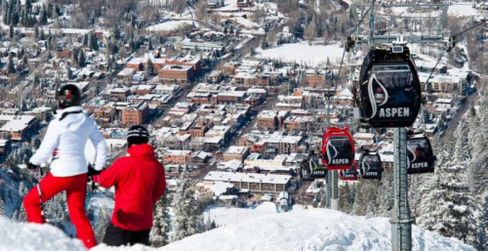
[0, 13, 477, 202]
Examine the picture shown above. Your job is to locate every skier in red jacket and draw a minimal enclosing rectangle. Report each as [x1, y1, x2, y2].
[90, 125, 166, 246]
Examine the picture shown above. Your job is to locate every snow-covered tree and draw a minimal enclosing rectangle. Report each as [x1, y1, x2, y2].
[92, 205, 111, 243]
[375, 168, 393, 217]
[475, 195, 488, 250]
[145, 59, 155, 77]
[453, 120, 470, 162]
[417, 143, 478, 246]
[171, 171, 202, 242]
[339, 182, 354, 213]
[0, 196, 5, 217]
[468, 101, 488, 160]
[150, 194, 171, 247]
[88, 32, 99, 51]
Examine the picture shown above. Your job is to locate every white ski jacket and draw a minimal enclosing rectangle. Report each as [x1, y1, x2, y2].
[30, 106, 107, 177]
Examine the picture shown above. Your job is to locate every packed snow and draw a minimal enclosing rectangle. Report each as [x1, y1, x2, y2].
[256, 42, 345, 67]
[0, 202, 475, 250]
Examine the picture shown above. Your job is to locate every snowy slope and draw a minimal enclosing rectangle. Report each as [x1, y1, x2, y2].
[165, 203, 474, 251]
[0, 202, 474, 251]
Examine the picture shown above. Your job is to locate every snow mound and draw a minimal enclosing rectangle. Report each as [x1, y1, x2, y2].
[165, 204, 474, 251]
[0, 217, 86, 251]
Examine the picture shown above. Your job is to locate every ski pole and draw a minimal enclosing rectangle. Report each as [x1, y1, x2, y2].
[35, 166, 46, 223]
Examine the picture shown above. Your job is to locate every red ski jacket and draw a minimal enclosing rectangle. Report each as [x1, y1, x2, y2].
[94, 144, 166, 231]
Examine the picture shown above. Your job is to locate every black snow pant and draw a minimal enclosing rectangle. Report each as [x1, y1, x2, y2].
[103, 223, 151, 247]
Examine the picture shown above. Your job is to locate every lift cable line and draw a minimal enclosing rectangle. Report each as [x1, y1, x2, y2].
[323, 6, 373, 210]
[452, 20, 487, 38]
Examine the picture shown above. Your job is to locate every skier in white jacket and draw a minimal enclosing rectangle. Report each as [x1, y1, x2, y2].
[23, 84, 107, 249]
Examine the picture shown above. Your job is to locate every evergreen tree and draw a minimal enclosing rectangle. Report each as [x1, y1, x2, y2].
[9, 23, 14, 39]
[39, 29, 45, 40]
[39, 5, 47, 25]
[145, 59, 155, 77]
[111, 26, 121, 40]
[375, 167, 393, 217]
[129, 39, 137, 52]
[339, 182, 354, 213]
[82, 33, 88, 46]
[453, 120, 470, 162]
[171, 171, 202, 242]
[6, 54, 15, 74]
[88, 32, 98, 50]
[476, 195, 488, 250]
[11, 8, 19, 26]
[261, 34, 268, 49]
[150, 194, 171, 247]
[77, 50, 85, 67]
[92, 205, 111, 243]
[71, 48, 79, 67]
[417, 145, 478, 246]
[34, 24, 39, 39]
[0, 196, 4, 217]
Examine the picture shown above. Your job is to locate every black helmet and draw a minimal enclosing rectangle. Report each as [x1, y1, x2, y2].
[127, 125, 150, 148]
[57, 84, 81, 109]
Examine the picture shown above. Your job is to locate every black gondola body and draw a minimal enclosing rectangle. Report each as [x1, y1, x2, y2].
[340, 162, 358, 181]
[322, 126, 355, 170]
[407, 133, 435, 174]
[309, 155, 327, 179]
[359, 150, 383, 179]
[358, 46, 421, 128]
[300, 153, 328, 180]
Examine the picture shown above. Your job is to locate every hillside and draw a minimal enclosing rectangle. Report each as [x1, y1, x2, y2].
[1, 202, 474, 251]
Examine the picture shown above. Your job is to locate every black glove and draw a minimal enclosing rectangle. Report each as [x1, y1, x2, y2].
[27, 162, 39, 170]
[87, 164, 102, 177]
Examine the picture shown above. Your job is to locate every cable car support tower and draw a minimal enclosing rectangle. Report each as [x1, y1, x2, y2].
[349, 1, 454, 250]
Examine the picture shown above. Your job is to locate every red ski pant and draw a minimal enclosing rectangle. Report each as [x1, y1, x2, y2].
[23, 172, 96, 249]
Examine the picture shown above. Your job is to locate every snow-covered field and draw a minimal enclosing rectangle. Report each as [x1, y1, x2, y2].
[448, 3, 485, 17]
[0, 202, 475, 250]
[146, 20, 199, 32]
[256, 42, 345, 67]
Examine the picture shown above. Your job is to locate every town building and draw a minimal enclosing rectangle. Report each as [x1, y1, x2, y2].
[223, 146, 250, 162]
[121, 101, 149, 126]
[0, 115, 40, 141]
[204, 171, 291, 193]
[158, 65, 194, 85]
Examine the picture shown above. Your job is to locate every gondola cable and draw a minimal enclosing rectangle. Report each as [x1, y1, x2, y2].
[326, 7, 372, 126]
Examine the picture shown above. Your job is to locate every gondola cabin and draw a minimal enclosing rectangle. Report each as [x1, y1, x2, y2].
[300, 153, 327, 180]
[309, 154, 327, 179]
[359, 150, 383, 179]
[358, 46, 421, 128]
[340, 162, 358, 181]
[322, 126, 355, 170]
[407, 133, 435, 174]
